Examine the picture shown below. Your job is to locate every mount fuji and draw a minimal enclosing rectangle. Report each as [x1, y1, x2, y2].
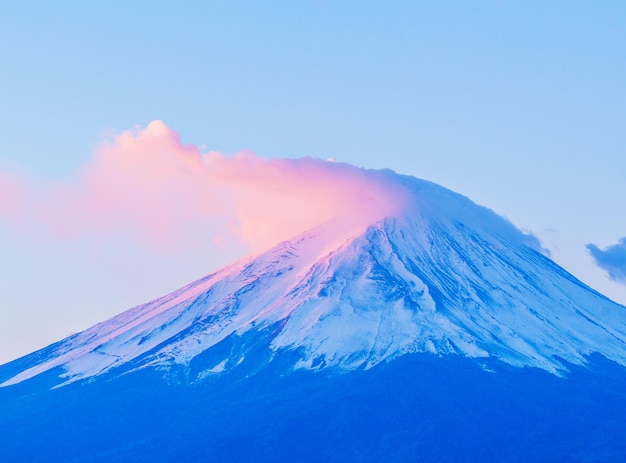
[2, 170, 626, 462]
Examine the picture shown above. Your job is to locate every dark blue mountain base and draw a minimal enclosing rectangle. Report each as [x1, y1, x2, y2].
[1, 353, 626, 462]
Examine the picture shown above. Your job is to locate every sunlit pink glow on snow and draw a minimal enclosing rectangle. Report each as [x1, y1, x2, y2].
[0, 120, 407, 253]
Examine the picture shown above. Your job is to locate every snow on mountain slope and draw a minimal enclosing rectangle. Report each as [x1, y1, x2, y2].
[3, 172, 626, 388]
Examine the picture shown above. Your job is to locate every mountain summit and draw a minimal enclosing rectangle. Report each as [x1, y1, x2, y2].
[2, 170, 626, 462]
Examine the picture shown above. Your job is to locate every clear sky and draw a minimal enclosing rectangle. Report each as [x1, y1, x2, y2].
[1, 1, 625, 364]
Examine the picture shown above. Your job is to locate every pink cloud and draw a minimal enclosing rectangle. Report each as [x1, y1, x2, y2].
[0, 171, 27, 219]
[0, 121, 406, 254]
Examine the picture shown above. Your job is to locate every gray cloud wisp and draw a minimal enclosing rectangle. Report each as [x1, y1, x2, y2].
[587, 237, 626, 285]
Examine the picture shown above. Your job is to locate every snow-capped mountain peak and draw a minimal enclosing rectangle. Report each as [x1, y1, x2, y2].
[3, 172, 626, 388]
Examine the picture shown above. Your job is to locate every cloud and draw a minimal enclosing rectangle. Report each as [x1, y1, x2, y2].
[587, 238, 626, 284]
[0, 171, 27, 219]
[0, 121, 406, 254]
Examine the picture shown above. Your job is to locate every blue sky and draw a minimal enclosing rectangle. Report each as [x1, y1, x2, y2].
[1, 1, 625, 363]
